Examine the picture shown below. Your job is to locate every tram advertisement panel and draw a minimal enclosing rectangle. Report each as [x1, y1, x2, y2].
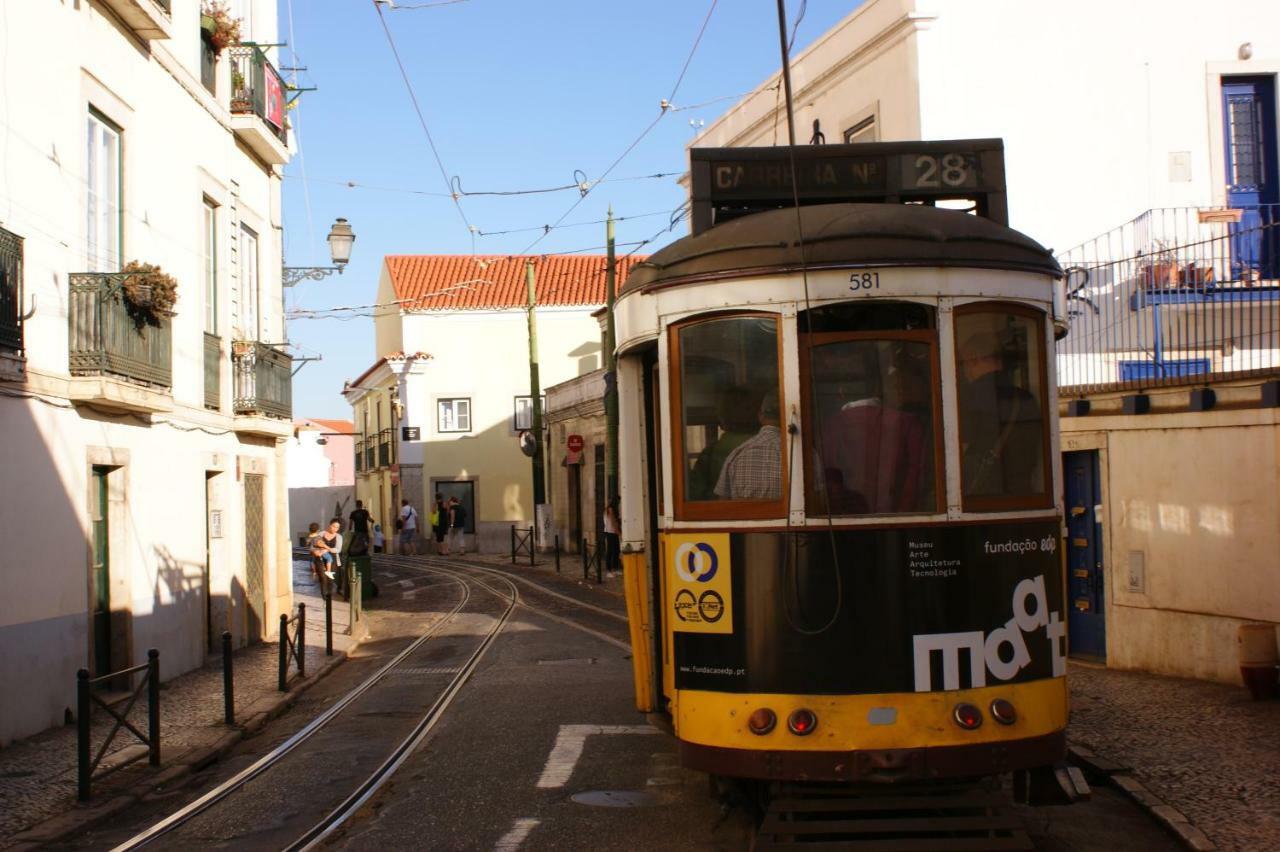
[671, 520, 1064, 695]
[666, 533, 734, 634]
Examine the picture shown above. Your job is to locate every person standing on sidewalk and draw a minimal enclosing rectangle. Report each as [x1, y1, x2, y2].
[399, 499, 419, 555]
[432, 492, 449, 555]
[602, 497, 620, 578]
[448, 497, 468, 555]
[348, 500, 372, 553]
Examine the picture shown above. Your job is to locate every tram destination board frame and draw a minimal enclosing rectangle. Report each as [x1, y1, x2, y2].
[689, 139, 1009, 234]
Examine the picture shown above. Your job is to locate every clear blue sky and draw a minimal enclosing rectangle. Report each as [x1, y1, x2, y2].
[279, 0, 861, 418]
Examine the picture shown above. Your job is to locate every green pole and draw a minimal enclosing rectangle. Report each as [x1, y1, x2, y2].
[604, 208, 618, 507]
[526, 261, 546, 506]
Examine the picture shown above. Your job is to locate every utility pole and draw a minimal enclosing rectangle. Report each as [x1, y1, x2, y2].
[525, 261, 546, 508]
[604, 208, 619, 507]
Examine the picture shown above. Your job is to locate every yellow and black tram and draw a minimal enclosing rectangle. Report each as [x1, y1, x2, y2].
[614, 141, 1071, 794]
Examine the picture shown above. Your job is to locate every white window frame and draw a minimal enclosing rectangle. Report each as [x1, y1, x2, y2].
[203, 199, 218, 334]
[843, 114, 877, 144]
[512, 394, 545, 431]
[438, 398, 472, 433]
[86, 110, 121, 273]
[239, 224, 260, 340]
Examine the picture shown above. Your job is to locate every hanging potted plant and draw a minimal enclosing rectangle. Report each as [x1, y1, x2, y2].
[201, 1, 242, 55]
[118, 261, 179, 329]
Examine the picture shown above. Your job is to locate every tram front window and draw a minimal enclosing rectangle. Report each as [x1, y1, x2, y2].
[674, 315, 783, 514]
[954, 307, 1050, 508]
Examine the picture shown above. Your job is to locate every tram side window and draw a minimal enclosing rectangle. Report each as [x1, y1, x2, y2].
[954, 307, 1050, 509]
[801, 303, 940, 516]
[674, 316, 783, 513]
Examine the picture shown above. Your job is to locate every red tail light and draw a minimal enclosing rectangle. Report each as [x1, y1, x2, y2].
[787, 708, 818, 736]
[952, 703, 983, 730]
[990, 698, 1017, 725]
[747, 708, 776, 735]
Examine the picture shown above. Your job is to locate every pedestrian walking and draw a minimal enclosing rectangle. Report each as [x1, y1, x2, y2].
[448, 497, 467, 555]
[602, 497, 620, 578]
[348, 500, 372, 554]
[372, 523, 385, 554]
[432, 492, 449, 555]
[399, 499, 419, 555]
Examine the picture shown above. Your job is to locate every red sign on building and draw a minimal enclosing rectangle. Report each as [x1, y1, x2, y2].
[567, 434, 584, 453]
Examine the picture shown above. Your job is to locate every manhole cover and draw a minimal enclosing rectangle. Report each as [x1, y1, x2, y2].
[570, 790, 659, 808]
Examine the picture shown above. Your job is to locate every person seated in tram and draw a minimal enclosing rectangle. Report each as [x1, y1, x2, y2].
[715, 393, 783, 500]
[688, 386, 760, 500]
[956, 330, 1043, 496]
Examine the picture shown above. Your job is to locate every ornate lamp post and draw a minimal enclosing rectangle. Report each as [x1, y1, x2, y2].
[283, 217, 356, 287]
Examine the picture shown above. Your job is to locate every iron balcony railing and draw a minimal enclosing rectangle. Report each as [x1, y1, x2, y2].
[378, 429, 392, 468]
[354, 438, 364, 473]
[1056, 204, 1280, 394]
[364, 440, 376, 471]
[68, 272, 172, 388]
[229, 44, 288, 145]
[0, 226, 22, 354]
[204, 333, 221, 409]
[232, 340, 291, 419]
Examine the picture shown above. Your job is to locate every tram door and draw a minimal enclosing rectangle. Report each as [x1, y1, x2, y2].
[1064, 451, 1106, 659]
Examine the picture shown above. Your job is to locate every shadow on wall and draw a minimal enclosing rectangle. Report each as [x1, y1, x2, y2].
[288, 485, 354, 544]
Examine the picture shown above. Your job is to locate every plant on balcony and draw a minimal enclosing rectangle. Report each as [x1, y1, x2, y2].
[119, 261, 178, 329]
[201, 1, 241, 55]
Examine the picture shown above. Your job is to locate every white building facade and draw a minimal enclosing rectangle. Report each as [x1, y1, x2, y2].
[0, 0, 296, 743]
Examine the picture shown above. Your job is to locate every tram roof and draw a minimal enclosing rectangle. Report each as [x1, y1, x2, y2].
[620, 203, 1061, 296]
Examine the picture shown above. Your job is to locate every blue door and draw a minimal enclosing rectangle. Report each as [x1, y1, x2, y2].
[1222, 76, 1279, 280]
[1064, 451, 1105, 660]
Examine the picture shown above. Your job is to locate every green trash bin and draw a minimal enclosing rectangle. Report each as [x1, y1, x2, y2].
[351, 554, 376, 600]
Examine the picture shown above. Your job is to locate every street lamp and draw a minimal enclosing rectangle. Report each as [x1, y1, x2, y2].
[283, 217, 356, 287]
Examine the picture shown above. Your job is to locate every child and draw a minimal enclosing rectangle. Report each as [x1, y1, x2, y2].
[306, 523, 325, 580]
[372, 523, 385, 554]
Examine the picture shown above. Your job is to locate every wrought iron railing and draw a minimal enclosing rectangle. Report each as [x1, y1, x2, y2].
[378, 429, 392, 467]
[229, 44, 288, 144]
[68, 273, 172, 388]
[0, 226, 22, 354]
[365, 441, 376, 471]
[76, 649, 160, 801]
[204, 333, 221, 409]
[354, 438, 364, 473]
[232, 340, 291, 418]
[1056, 205, 1280, 394]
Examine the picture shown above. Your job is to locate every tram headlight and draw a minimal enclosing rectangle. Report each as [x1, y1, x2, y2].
[990, 698, 1018, 725]
[748, 708, 777, 735]
[787, 709, 818, 736]
[952, 703, 984, 730]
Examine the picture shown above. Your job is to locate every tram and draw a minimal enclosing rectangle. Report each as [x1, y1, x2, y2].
[614, 141, 1074, 798]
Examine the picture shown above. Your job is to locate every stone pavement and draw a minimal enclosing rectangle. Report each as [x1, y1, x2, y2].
[0, 557, 358, 849]
[421, 540, 627, 600]
[1068, 662, 1280, 852]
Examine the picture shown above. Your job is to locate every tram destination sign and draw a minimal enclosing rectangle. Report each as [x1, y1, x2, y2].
[689, 139, 1008, 233]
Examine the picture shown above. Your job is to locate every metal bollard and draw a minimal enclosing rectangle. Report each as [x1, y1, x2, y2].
[147, 649, 161, 766]
[597, 543, 603, 584]
[76, 668, 90, 801]
[555, 535, 560, 573]
[297, 604, 306, 678]
[582, 537, 588, 580]
[325, 591, 333, 656]
[529, 526, 535, 568]
[278, 613, 288, 691]
[221, 631, 234, 725]
[510, 525, 516, 564]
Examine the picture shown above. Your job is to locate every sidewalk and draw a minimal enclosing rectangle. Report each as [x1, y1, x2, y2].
[0, 558, 357, 850]
[1067, 662, 1280, 851]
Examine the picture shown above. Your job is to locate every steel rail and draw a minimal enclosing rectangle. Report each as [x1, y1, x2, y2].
[110, 574, 471, 851]
[292, 566, 519, 849]
[386, 555, 632, 652]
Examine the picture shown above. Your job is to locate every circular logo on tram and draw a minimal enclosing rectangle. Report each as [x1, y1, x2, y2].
[673, 589, 697, 621]
[674, 542, 719, 583]
[697, 590, 725, 623]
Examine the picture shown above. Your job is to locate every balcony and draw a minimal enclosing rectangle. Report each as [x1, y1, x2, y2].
[1057, 205, 1280, 394]
[378, 429, 393, 468]
[229, 45, 289, 165]
[204, 333, 221, 410]
[232, 341, 291, 436]
[98, 0, 171, 41]
[1, 226, 22, 357]
[365, 441, 376, 472]
[354, 439, 365, 474]
[67, 273, 172, 413]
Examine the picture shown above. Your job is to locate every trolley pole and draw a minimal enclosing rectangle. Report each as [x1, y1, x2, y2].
[604, 208, 619, 508]
[526, 261, 546, 527]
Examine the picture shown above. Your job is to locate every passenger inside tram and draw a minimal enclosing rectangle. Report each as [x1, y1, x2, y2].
[715, 393, 784, 500]
[687, 385, 759, 499]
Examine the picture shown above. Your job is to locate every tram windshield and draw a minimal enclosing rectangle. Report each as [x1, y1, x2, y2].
[674, 315, 784, 515]
[800, 303, 940, 516]
[954, 306, 1050, 509]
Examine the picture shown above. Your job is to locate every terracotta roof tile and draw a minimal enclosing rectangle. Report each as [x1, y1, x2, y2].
[310, 418, 355, 434]
[385, 254, 646, 311]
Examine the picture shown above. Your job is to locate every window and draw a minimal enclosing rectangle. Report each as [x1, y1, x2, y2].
[238, 224, 259, 339]
[0, 225, 23, 354]
[86, 111, 121, 273]
[671, 314, 784, 519]
[954, 305, 1051, 510]
[203, 200, 218, 334]
[843, 115, 876, 144]
[513, 395, 545, 431]
[438, 398, 471, 433]
[800, 302, 941, 516]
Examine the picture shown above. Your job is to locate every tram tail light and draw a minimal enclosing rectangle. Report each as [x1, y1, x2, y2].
[990, 698, 1017, 725]
[787, 709, 818, 736]
[952, 703, 983, 730]
[748, 708, 777, 735]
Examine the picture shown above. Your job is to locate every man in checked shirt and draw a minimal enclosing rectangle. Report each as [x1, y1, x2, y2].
[715, 393, 783, 500]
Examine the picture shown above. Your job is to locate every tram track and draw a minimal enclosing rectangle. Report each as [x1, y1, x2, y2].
[110, 564, 517, 851]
